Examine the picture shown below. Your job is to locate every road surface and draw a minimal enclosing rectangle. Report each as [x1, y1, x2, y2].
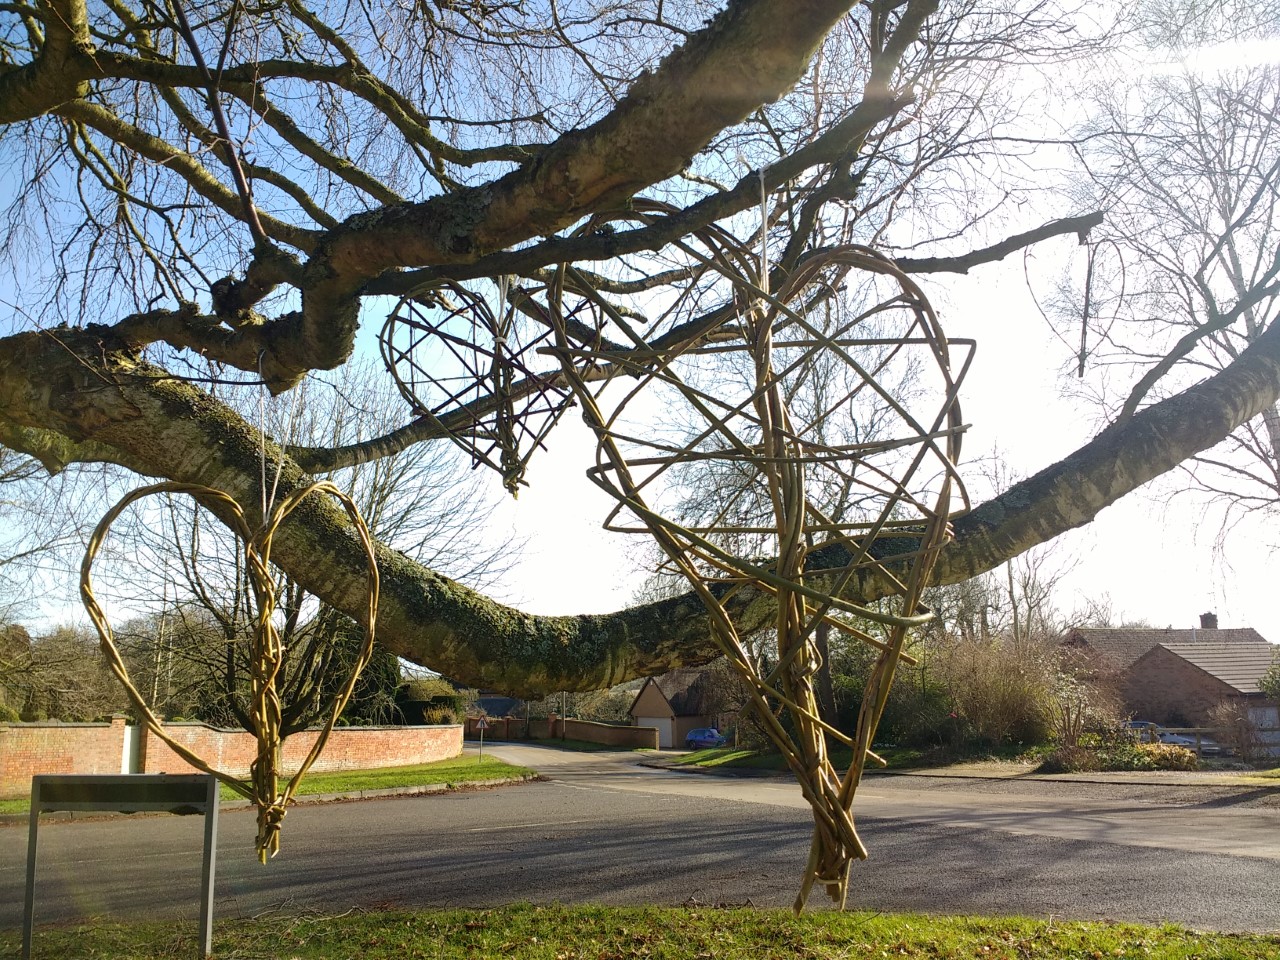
[3, 743, 1278, 934]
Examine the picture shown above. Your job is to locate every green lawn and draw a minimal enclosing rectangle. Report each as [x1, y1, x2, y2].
[0, 754, 534, 816]
[5, 903, 1275, 959]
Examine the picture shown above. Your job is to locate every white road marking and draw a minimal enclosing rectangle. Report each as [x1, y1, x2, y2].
[466, 819, 593, 832]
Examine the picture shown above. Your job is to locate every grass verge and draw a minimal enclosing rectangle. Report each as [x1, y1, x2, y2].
[0, 755, 535, 816]
[672, 745, 940, 772]
[4, 903, 1275, 959]
[473, 736, 626, 753]
[265, 754, 536, 799]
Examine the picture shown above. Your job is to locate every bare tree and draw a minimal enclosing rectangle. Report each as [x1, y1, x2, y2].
[1059, 4, 1280, 533]
[0, 624, 126, 720]
[0, 448, 93, 619]
[85, 357, 515, 727]
[1, 1, 1279, 700]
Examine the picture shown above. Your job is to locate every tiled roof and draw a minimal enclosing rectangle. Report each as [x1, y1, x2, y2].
[1062, 626, 1270, 669]
[1152, 641, 1280, 695]
[654, 666, 713, 716]
[476, 695, 523, 717]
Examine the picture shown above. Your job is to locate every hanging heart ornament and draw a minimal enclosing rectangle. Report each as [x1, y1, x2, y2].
[80, 480, 380, 862]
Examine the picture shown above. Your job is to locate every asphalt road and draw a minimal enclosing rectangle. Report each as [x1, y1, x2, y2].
[3, 743, 1279, 936]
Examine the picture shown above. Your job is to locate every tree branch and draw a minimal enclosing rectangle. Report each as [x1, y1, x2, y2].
[895, 212, 1105, 274]
[0, 0, 90, 122]
[5, 315, 1280, 694]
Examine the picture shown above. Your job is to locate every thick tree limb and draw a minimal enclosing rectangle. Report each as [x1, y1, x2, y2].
[4, 316, 1280, 695]
[941, 314, 1280, 583]
[363, 93, 914, 299]
[0, 0, 89, 122]
[247, 0, 867, 389]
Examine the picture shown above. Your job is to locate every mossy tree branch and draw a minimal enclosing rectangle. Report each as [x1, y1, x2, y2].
[3, 317, 1280, 695]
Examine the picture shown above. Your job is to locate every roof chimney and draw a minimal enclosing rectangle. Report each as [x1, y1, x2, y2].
[1200, 611, 1218, 630]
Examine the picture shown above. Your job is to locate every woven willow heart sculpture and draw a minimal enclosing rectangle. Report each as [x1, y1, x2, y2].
[81, 481, 379, 862]
[379, 279, 578, 496]
[545, 222, 970, 910]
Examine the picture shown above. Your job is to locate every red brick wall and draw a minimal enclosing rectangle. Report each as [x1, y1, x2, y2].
[0, 720, 462, 797]
[1123, 648, 1237, 725]
[141, 722, 463, 776]
[0, 717, 129, 797]
[464, 715, 659, 749]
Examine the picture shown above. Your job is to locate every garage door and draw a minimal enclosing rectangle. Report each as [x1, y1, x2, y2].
[635, 716, 673, 748]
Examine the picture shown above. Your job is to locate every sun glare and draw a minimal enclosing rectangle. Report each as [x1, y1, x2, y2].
[1149, 36, 1280, 75]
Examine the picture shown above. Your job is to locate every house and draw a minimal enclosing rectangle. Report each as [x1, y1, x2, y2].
[628, 666, 730, 749]
[1061, 614, 1269, 675]
[1061, 612, 1280, 753]
[1123, 641, 1277, 726]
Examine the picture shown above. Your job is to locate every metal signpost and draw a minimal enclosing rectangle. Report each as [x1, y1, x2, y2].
[22, 773, 220, 960]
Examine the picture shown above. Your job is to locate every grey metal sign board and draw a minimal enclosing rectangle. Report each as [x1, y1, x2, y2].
[22, 774, 220, 959]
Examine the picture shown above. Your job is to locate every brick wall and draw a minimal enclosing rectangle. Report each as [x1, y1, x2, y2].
[1123, 647, 1237, 725]
[140, 722, 462, 775]
[464, 715, 659, 749]
[0, 720, 462, 797]
[0, 716, 129, 795]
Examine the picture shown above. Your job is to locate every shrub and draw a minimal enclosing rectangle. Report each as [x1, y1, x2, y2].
[1206, 699, 1262, 763]
[423, 706, 458, 725]
[1134, 743, 1198, 771]
[0, 702, 20, 722]
[832, 644, 953, 748]
[1047, 663, 1122, 748]
[1036, 745, 1097, 773]
[933, 636, 1054, 747]
[397, 676, 466, 724]
[1036, 740, 1197, 773]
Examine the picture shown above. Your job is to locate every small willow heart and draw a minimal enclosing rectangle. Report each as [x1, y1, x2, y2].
[81, 481, 379, 862]
[379, 279, 576, 496]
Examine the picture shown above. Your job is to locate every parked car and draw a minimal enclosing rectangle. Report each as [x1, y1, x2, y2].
[685, 727, 727, 749]
[1195, 737, 1225, 756]
[1124, 720, 1156, 740]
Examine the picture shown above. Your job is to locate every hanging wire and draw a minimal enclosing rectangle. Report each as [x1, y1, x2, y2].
[1078, 243, 1097, 378]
